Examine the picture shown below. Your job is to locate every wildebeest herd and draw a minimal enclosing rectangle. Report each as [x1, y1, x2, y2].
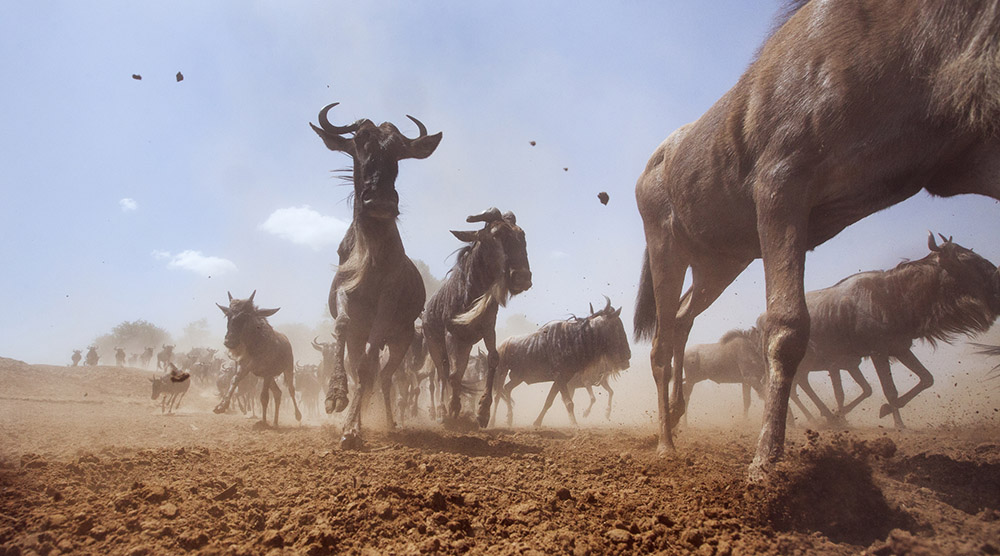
[70, 1, 1000, 483]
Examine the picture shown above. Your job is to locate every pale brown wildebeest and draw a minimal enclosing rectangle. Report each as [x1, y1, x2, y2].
[214, 291, 302, 428]
[422, 207, 532, 427]
[313, 102, 441, 449]
[70, 350, 82, 367]
[633, 1, 1000, 480]
[681, 328, 766, 422]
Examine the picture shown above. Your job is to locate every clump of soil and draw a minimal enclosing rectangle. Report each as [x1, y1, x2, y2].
[749, 431, 905, 545]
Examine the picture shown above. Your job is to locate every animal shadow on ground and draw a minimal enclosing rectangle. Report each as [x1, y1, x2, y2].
[885, 449, 1000, 515]
[746, 432, 915, 546]
[388, 429, 541, 458]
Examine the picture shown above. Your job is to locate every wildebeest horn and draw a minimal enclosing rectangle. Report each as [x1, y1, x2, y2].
[604, 295, 612, 313]
[466, 207, 502, 224]
[405, 115, 428, 139]
[939, 233, 952, 244]
[928, 232, 940, 252]
[317, 102, 360, 135]
[589, 302, 595, 314]
[227, 291, 233, 302]
[248, 290, 256, 304]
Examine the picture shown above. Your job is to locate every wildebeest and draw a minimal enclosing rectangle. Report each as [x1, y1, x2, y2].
[156, 344, 175, 370]
[393, 322, 430, 423]
[312, 102, 441, 448]
[215, 361, 260, 416]
[422, 207, 532, 427]
[84, 346, 99, 366]
[295, 362, 322, 418]
[490, 298, 630, 428]
[114, 347, 126, 367]
[214, 291, 302, 428]
[761, 234, 1000, 428]
[140, 346, 154, 369]
[151, 363, 191, 414]
[70, 350, 82, 367]
[681, 328, 765, 421]
[633, 1, 1000, 479]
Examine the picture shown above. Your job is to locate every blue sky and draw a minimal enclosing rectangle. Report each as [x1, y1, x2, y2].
[3, 1, 1000, 367]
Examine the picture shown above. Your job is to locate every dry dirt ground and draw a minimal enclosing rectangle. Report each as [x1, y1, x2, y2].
[1, 357, 999, 555]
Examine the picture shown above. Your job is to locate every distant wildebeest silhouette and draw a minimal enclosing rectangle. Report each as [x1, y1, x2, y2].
[681, 328, 765, 422]
[140, 346, 154, 369]
[214, 291, 302, 428]
[312, 102, 441, 449]
[491, 298, 630, 428]
[114, 347, 126, 367]
[84, 346, 99, 366]
[70, 350, 82, 367]
[156, 344, 175, 370]
[760, 234, 1000, 428]
[422, 207, 532, 427]
[633, 1, 1000, 480]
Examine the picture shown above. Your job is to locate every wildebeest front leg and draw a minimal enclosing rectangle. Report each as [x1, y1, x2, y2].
[582, 386, 597, 418]
[341, 344, 380, 449]
[378, 333, 413, 430]
[215, 362, 250, 414]
[534, 380, 562, 428]
[558, 382, 578, 426]
[281, 367, 303, 424]
[448, 343, 472, 419]
[601, 376, 615, 420]
[424, 328, 450, 421]
[476, 328, 501, 427]
[878, 349, 934, 421]
[325, 312, 350, 414]
[259, 377, 276, 428]
[268, 378, 283, 427]
[839, 364, 873, 417]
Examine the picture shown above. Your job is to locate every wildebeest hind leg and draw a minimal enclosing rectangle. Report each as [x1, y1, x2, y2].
[602, 377, 614, 420]
[559, 383, 577, 426]
[269, 379, 282, 427]
[879, 349, 934, 419]
[533, 381, 561, 428]
[281, 368, 302, 423]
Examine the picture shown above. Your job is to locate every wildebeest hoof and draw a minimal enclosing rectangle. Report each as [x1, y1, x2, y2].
[213, 404, 227, 414]
[878, 403, 895, 418]
[325, 395, 348, 414]
[476, 411, 489, 429]
[295, 409, 302, 422]
[252, 420, 270, 430]
[340, 432, 363, 450]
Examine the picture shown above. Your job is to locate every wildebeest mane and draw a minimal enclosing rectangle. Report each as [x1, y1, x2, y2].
[438, 238, 509, 325]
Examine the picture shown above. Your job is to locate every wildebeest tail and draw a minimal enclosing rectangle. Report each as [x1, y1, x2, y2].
[634, 248, 657, 342]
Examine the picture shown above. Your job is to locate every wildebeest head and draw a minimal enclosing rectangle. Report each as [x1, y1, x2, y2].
[927, 232, 1000, 314]
[311, 102, 442, 220]
[587, 297, 631, 370]
[453, 207, 533, 295]
[216, 290, 280, 353]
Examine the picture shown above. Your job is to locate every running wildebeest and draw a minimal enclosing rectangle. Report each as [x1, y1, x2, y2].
[681, 328, 765, 421]
[140, 346, 154, 369]
[394, 322, 430, 423]
[84, 346, 99, 366]
[295, 362, 322, 418]
[761, 234, 1000, 428]
[214, 291, 303, 428]
[114, 347, 126, 367]
[313, 102, 441, 448]
[491, 298, 630, 428]
[216, 361, 260, 416]
[633, 1, 1000, 480]
[151, 363, 191, 414]
[156, 344, 175, 370]
[422, 207, 532, 427]
[70, 350, 82, 367]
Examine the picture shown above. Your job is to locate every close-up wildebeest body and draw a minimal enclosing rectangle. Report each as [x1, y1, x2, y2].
[312, 102, 442, 449]
[214, 291, 302, 428]
[769, 234, 1000, 427]
[490, 298, 631, 428]
[421, 207, 532, 428]
[632, 0, 1000, 479]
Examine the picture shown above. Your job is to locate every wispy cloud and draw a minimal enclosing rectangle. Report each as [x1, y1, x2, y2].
[259, 205, 348, 251]
[550, 250, 570, 259]
[119, 198, 137, 212]
[152, 250, 237, 277]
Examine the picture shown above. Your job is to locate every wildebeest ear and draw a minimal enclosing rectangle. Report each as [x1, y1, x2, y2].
[451, 230, 480, 243]
[466, 207, 502, 224]
[613, 306, 622, 318]
[403, 132, 443, 160]
[311, 124, 358, 158]
[216, 303, 232, 317]
[256, 307, 280, 317]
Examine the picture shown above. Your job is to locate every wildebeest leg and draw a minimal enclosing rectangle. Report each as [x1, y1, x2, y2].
[281, 367, 303, 424]
[215, 362, 251, 414]
[258, 377, 276, 428]
[424, 328, 449, 421]
[796, 372, 836, 423]
[601, 376, 614, 420]
[269, 378, 283, 427]
[582, 385, 597, 418]
[448, 342, 473, 419]
[741, 383, 752, 419]
[787, 382, 815, 423]
[829, 370, 846, 415]
[341, 345, 380, 449]
[839, 364, 873, 416]
[378, 334, 412, 430]
[324, 313, 351, 414]
[173, 390, 187, 414]
[880, 349, 935, 423]
[871, 355, 905, 428]
[750, 209, 810, 482]
[499, 378, 520, 427]
[476, 328, 501, 428]
[533, 380, 562, 428]
[558, 383, 578, 426]
[672, 260, 749, 429]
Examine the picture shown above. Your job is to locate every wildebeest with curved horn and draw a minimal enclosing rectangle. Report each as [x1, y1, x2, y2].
[633, 1, 1000, 480]
[490, 298, 630, 428]
[214, 291, 302, 428]
[422, 207, 532, 427]
[761, 234, 1000, 428]
[312, 102, 442, 449]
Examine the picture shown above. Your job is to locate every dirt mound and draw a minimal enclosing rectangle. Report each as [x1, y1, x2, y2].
[748, 431, 908, 546]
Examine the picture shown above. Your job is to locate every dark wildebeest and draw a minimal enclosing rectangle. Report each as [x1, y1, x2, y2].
[761, 234, 1000, 428]
[151, 363, 191, 414]
[393, 322, 430, 423]
[312, 102, 441, 448]
[114, 347, 126, 367]
[214, 291, 303, 428]
[140, 346, 154, 369]
[156, 344, 175, 370]
[681, 328, 766, 422]
[491, 298, 630, 428]
[422, 207, 532, 427]
[70, 350, 82, 367]
[295, 362, 322, 418]
[633, 1, 1000, 480]
[84, 346, 99, 366]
